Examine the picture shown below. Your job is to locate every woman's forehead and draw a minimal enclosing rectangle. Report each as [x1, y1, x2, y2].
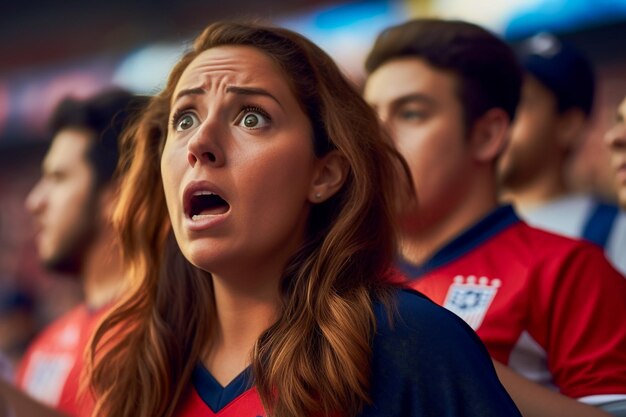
[174, 46, 286, 97]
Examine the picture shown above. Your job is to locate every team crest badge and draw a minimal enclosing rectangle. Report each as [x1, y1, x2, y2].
[443, 275, 501, 330]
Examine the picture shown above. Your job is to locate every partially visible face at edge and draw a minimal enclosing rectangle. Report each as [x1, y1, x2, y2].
[160, 45, 325, 279]
[25, 128, 99, 274]
[604, 97, 626, 209]
[363, 57, 474, 231]
[498, 75, 561, 190]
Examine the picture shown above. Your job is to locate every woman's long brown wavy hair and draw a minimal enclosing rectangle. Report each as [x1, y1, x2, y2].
[88, 21, 412, 417]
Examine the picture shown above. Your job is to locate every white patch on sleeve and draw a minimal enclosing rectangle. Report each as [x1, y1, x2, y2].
[443, 275, 500, 330]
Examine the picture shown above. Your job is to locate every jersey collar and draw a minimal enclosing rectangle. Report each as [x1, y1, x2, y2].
[397, 205, 520, 278]
[192, 363, 253, 413]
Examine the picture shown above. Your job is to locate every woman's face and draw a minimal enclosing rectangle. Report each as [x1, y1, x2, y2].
[161, 45, 321, 278]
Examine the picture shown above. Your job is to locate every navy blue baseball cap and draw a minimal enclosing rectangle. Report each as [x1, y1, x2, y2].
[515, 32, 595, 116]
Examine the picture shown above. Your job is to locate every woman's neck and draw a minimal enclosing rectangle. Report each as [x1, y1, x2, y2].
[203, 272, 280, 386]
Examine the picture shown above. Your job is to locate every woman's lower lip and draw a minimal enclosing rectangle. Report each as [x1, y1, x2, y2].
[184, 212, 228, 231]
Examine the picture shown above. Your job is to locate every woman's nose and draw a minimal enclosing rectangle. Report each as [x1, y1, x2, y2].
[187, 118, 226, 168]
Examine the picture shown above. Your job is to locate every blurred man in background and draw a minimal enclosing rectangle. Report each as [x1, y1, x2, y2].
[6, 89, 147, 416]
[364, 18, 626, 416]
[498, 32, 626, 274]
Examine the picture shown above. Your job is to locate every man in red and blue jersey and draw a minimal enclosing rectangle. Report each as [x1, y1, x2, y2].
[11, 90, 147, 417]
[364, 18, 626, 414]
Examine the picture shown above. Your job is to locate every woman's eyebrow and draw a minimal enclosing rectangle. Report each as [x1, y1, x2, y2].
[172, 85, 284, 110]
[226, 86, 284, 110]
[173, 87, 205, 104]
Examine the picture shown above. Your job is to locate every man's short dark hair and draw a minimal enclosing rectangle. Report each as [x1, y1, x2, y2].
[365, 19, 523, 133]
[48, 89, 149, 189]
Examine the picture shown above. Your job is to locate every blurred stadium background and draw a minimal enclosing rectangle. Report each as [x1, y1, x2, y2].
[1, 0, 626, 365]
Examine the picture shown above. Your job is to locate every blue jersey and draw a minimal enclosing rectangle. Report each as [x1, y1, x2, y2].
[177, 288, 521, 416]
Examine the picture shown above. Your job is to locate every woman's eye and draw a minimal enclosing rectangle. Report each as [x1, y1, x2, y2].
[238, 109, 270, 129]
[175, 113, 198, 132]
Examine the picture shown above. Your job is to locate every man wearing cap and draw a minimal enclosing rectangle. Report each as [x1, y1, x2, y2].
[498, 32, 626, 275]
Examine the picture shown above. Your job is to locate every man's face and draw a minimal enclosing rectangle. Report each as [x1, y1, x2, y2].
[25, 128, 98, 274]
[498, 75, 561, 190]
[364, 57, 474, 230]
[605, 97, 626, 208]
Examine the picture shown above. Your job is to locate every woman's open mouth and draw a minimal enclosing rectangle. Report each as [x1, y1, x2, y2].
[188, 191, 230, 220]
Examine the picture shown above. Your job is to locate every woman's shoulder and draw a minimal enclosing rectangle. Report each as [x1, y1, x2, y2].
[370, 286, 495, 370]
[373, 287, 479, 342]
[365, 288, 522, 417]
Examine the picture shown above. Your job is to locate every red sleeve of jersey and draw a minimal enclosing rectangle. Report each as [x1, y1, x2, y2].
[536, 243, 626, 398]
[13, 305, 107, 416]
[14, 324, 52, 389]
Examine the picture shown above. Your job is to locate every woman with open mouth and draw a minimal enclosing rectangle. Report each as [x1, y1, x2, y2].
[85, 21, 521, 417]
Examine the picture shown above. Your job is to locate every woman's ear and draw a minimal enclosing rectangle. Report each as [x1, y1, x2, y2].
[469, 108, 511, 164]
[308, 150, 348, 203]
